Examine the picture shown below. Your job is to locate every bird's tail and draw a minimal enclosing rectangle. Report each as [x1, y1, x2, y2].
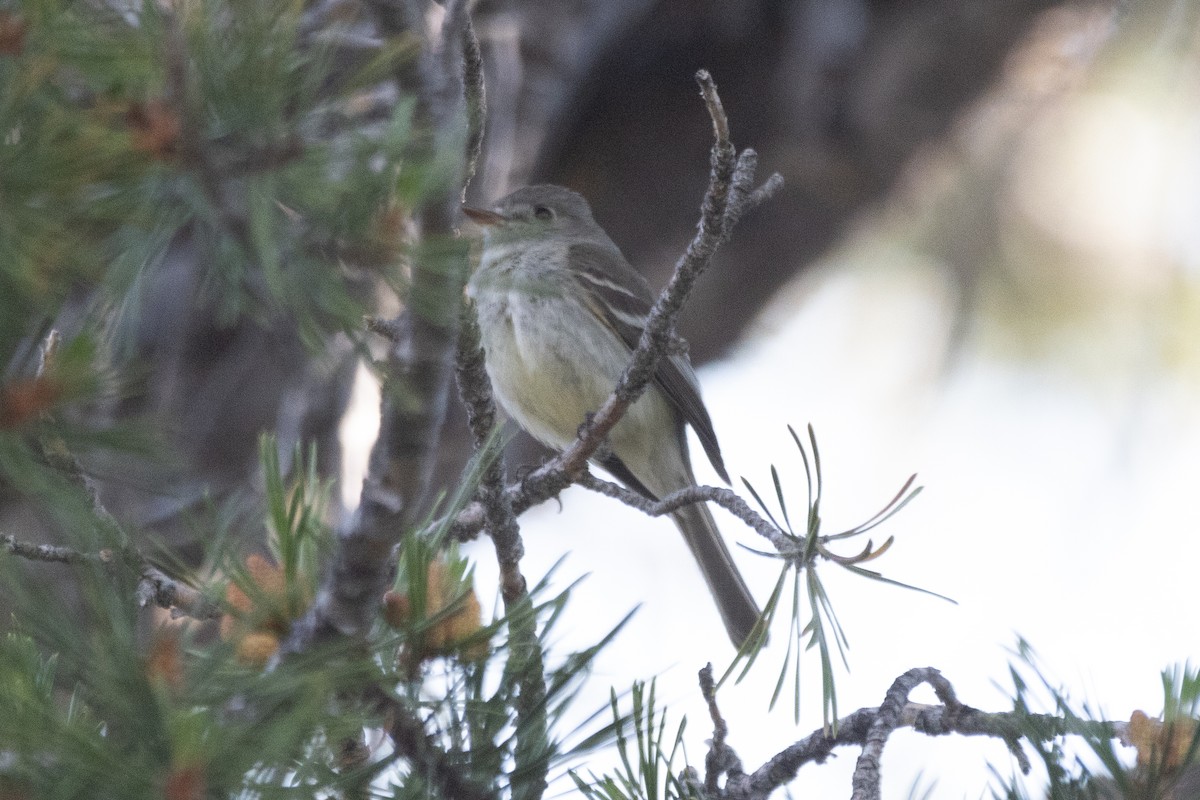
[671, 500, 764, 648]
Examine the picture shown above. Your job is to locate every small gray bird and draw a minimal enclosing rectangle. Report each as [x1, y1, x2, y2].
[463, 185, 763, 647]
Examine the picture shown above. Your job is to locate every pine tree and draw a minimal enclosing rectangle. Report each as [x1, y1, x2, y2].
[0, 2, 1196, 799]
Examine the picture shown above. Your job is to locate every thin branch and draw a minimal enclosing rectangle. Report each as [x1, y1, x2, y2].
[697, 70, 730, 148]
[455, 306, 525, 602]
[35, 330, 124, 540]
[460, 9, 485, 198]
[10, 330, 219, 621]
[456, 298, 547, 799]
[441, 77, 780, 800]
[719, 668, 1128, 800]
[700, 663, 742, 794]
[721, 149, 784, 239]
[851, 667, 937, 800]
[1, 533, 100, 565]
[136, 563, 222, 621]
[1, 532, 220, 621]
[514, 71, 738, 494]
[575, 472, 794, 555]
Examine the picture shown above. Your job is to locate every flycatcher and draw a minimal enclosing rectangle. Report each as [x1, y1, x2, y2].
[463, 185, 762, 647]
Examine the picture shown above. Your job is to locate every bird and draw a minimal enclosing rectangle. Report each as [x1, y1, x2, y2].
[462, 184, 763, 647]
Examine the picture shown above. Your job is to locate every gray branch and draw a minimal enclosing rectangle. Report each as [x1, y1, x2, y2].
[513, 71, 750, 497]
[575, 472, 794, 554]
[700, 663, 743, 794]
[705, 667, 1129, 800]
[1, 533, 220, 621]
[460, 10, 486, 200]
[2, 533, 98, 565]
[454, 305, 547, 800]
[454, 307, 525, 602]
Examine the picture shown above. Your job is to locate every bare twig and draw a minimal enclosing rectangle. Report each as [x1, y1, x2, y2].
[454, 306, 549, 800]
[1, 533, 100, 565]
[365, 314, 404, 341]
[697, 70, 730, 148]
[442, 78, 778, 800]
[575, 472, 794, 554]
[455, 307, 525, 602]
[514, 71, 737, 493]
[716, 668, 1127, 800]
[455, 295, 546, 800]
[460, 11, 485, 198]
[1, 532, 220, 621]
[700, 663, 742, 793]
[136, 563, 221, 620]
[721, 149, 784, 239]
[851, 668, 938, 800]
[847, 667, 1012, 800]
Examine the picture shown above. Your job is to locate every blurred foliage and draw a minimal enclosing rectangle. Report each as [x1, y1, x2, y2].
[0, 0, 573, 795]
[991, 643, 1200, 800]
[570, 681, 695, 800]
[0, 427, 629, 797]
[3, 0, 1195, 796]
[0, 0, 420, 434]
[0, 0, 430, 567]
[848, 1, 1200, 382]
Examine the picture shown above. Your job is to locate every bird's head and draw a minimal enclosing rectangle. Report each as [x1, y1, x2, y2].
[463, 184, 602, 247]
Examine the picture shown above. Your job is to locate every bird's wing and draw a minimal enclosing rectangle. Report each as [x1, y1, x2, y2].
[567, 242, 729, 484]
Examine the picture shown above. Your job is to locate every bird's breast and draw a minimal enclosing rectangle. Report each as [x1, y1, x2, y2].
[468, 245, 619, 447]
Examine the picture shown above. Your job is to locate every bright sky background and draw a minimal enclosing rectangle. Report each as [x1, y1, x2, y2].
[346, 6, 1200, 797]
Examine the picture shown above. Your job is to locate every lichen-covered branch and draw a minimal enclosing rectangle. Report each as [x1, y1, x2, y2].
[703, 667, 1129, 800]
[455, 303, 549, 800]
[700, 663, 742, 794]
[1, 532, 220, 621]
[454, 307, 525, 602]
[575, 472, 794, 554]
[2, 533, 98, 565]
[460, 11, 486, 199]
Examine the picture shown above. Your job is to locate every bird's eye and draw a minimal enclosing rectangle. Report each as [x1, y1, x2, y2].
[533, 205, 553, 221]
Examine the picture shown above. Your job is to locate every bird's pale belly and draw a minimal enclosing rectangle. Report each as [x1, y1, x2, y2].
[474, 290, 676, 475]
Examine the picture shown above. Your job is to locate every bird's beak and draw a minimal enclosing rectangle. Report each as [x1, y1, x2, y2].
[462, 206, 505, 226]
